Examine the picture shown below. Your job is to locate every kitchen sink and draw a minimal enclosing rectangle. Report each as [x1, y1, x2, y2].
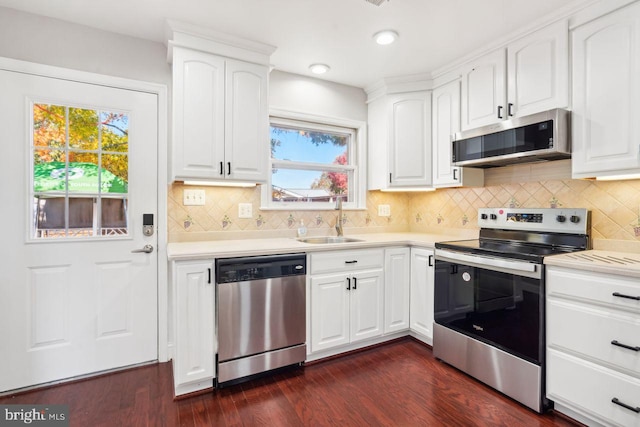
[297, 236, 363, 244]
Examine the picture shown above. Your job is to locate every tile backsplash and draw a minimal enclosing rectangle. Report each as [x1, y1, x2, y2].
[168, 185, 411, 241]
[168, 173, 640, 248]
[409, 179, 640, 243]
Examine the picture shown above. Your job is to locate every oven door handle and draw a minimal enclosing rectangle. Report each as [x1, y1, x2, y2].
[435, 249, 539, 277]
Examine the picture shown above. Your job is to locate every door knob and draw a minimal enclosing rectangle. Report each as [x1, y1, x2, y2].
[131, 244, 154, 254]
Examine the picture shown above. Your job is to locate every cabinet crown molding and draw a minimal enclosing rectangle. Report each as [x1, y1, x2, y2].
[365, 73, 433, 103]
[164, 19, 277, 65]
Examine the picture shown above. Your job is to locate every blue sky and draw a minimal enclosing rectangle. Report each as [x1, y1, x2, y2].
[271, 127, 346, 189]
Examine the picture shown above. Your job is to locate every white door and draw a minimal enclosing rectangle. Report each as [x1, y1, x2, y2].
[310, 274, 350, 353]
[384, 248, 410, 334]
[0, 69, 158, 392]
[571, 1, 640, 178]
[410, 248, 434, 341]
[461, 48, 506, 130]
[507, 20, 569, 118]
[388, 92, 432, 187]
[432, 80, 461, 187]
[225, 59, 269, 182]
[350, 269, 384, 343]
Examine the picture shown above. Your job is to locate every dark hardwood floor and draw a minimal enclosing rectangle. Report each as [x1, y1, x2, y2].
[0, 338, 582, 426]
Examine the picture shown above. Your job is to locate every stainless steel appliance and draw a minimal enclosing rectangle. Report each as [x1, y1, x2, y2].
[452, 109, 570, 168]
[433, 207, 590, 412]
[216, 254, 306, 386]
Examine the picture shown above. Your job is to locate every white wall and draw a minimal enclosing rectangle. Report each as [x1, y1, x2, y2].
[269, 70, 367, 121]
[0, 7, 170, 85]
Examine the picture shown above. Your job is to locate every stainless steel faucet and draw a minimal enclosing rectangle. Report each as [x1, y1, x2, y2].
[335, 196, 343, 236]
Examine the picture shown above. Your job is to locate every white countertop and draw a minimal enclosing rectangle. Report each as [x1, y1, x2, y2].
[544, 250, 640, 278]
[167, 232, 468, 261]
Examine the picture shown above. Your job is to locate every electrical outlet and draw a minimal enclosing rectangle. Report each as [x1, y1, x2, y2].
[378, 204, 391, 217]
[183, 189, 205, 206]
[238, 203, 253, 219]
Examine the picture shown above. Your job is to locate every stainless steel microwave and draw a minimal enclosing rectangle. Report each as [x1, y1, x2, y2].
[452, 109, 570, 168]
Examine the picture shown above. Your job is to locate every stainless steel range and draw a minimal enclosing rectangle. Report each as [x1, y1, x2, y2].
[433, 207, 590, 413]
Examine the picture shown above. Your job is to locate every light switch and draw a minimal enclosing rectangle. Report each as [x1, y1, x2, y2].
[378, 204, 391, 217]
[183, 189, 205, 206]
[238, 203, 253, 219]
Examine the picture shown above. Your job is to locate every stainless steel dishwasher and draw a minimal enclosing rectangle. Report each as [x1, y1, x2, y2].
[215, 254, 306, 386]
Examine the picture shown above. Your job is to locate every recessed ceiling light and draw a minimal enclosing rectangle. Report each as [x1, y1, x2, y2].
[309, 63, 330, 74]
[374, 30, 399, 45]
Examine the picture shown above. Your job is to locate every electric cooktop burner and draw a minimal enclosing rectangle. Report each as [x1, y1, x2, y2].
[435, 207, 591, 263]
[435, 238, 584, 263]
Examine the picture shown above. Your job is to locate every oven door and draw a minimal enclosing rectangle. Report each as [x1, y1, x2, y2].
[434, 249, 544, 365]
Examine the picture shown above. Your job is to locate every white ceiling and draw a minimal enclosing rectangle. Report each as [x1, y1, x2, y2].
[0, 0, 590, 88]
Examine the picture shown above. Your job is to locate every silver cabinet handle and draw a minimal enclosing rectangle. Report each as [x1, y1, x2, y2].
[131, 244, 154, 254]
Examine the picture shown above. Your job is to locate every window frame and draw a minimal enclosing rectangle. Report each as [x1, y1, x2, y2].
[261, 109, 367, 211]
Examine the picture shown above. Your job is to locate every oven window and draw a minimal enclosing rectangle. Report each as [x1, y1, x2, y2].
[434, 261, 542, 364]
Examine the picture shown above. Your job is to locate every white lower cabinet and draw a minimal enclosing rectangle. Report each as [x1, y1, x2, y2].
[172, 260, 216, 396]
[310, 270, 384, 353]
[409, 248, 435, 344]
[384, 247, 411, 334]
[309, 249, 384, 354]
[547, 266, 640, 426]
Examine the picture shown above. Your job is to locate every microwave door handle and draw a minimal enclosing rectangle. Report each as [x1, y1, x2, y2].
[435, 249, 537, 274]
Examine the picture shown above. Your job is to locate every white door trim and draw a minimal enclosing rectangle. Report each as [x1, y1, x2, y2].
[0, 56, 170, 363]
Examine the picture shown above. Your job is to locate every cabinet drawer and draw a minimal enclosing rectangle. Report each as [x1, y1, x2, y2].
[547, 267, 640, 314]
[548, 299, 640, 374]
[547, 349, 640, 427]
[310, 249, 384, 275]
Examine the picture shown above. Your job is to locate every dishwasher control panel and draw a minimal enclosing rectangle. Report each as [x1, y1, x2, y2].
[216, 254, 306, 283]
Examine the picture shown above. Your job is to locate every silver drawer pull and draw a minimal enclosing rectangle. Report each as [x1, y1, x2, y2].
[611, 397, 640, 413]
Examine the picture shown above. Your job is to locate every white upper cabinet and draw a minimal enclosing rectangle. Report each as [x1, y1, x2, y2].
[172, 47, 225, 180]
[171, 46, 269, 183]
[368, 91, 432, 189]
[507, 20, 569, 118]
[432, 80, 483, 187]
[571, 1, 640, 179]
[166, 22, 274, 184]
[224, 59, 269, 182]
[461, 49, 507, 130]
[460, 20, 568, 131]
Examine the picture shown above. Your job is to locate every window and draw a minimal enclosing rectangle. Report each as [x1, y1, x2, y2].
[31, 103, 129, 239]
[262, 112, 366, 210]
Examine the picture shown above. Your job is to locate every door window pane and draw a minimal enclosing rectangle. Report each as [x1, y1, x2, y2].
[68, 107, 99, 150]
[33, 104, 66, 148]
[101, 112, 129, 152]
[31, 103, 130, 239]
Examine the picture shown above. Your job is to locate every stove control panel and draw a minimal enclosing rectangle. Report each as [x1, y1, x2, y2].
[478, 207, 590, 234]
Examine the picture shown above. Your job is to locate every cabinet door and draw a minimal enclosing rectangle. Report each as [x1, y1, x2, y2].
[410, 248, 435, 341]
[388, 92, 432, 187]
[384, 248, 410, 334]
[432, 80, 462, 187]
[571, 2, 640, 178]
[173, 261, 215, 389]
[460, 49, 506, 130]
[350, 269, 384, 343]
[507, 20, 569, 118]
[225, 60, 269, 182]
[172, 47, 225, 180]
[310, 273, 350, 352]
